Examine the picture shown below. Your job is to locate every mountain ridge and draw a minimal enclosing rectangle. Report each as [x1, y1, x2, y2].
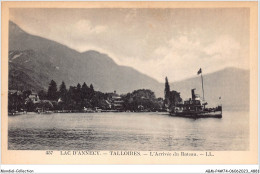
[9, 21, 161, 94]
[8, 21, 249, 110]
[170, 67, 249, 110]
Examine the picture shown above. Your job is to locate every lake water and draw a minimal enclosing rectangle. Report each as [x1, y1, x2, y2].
[8, 111, 249, 151]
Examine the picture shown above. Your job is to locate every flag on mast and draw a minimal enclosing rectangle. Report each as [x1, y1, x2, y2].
[197, 68, 202, 75]
[198, 68, 204, 100]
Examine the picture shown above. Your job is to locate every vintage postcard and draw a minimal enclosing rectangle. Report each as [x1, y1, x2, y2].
[1, 1, 258, 164]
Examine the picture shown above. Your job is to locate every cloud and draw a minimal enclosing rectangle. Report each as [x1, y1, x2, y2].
[117, 34, 248, 82]
[149, 35, 205, 80]
[73, 19, 107, 35]
[9, 8, 249, 83]
[204, 35, 241, 57]
[154, 46, 168, 56]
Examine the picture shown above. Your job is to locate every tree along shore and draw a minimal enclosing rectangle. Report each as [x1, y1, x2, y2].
[8, 78, 182, 115]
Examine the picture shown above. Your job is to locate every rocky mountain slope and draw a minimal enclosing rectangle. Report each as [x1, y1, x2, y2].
[9, 21, 249, 110]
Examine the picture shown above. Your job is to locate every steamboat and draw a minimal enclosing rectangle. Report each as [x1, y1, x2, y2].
[170, 68, 222, 118]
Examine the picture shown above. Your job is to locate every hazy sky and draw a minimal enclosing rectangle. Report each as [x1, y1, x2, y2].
[10, 8, 249, 82]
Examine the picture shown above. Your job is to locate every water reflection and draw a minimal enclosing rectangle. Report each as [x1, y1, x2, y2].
[8, 112, 249, 150]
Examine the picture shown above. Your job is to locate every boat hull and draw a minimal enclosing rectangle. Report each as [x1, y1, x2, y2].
[170, 111, 222, 118]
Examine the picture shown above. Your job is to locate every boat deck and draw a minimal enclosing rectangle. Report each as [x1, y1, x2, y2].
[170, 111, 222, 118]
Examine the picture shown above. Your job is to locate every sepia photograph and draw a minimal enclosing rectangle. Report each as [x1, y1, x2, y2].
[1, 1, 258, 165]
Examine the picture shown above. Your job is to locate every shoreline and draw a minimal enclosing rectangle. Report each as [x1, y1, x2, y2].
[8, 110, 167, 116]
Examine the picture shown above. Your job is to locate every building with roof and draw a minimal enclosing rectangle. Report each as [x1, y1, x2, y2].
[26, 92, 40, 104]
[111, 91, 124, 111]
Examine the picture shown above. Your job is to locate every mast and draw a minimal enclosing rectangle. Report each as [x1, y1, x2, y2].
[200, 72, 205, 101]
[197, 68, 205, 101]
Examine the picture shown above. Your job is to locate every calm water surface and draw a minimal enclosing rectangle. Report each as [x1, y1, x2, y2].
[8, 111, 249, 150]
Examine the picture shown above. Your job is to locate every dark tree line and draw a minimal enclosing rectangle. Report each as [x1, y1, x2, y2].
[164, 76, 182, 108]
[9, 78, 181, 113]
[8, 92, 24, 112]
[38, 80, 97, 110]
[121, 89, 164, 112]
[41, 80, 166, 111]
[8, 90, 36, 112]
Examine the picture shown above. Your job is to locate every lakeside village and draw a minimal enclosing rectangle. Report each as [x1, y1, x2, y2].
[8, 78, 182, 115]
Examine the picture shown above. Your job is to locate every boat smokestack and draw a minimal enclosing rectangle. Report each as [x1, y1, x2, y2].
[191, 89, 196, 100]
